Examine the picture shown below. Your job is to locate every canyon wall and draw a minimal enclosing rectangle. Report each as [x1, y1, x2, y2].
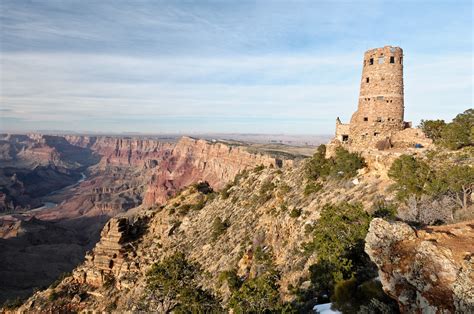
[142, 137, 289, 205]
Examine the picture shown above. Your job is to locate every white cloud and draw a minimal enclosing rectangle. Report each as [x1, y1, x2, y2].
[0, 50, 471, 133]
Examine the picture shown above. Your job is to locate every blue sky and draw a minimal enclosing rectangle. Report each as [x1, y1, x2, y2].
[0, 0, 472, 134]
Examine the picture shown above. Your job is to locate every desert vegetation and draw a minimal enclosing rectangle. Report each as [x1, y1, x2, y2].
[388, 151, 473, 225]
[142, 252, 221, 312]
[420, 109, 473, 150]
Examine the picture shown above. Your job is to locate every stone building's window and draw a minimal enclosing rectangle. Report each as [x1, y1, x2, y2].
[374, 132, 380, 136]
[390, 56, 395, 63]
[363, 117, 368, 121]
[366, 77, 369, 83]
[342, 135, 349, 142]
[378, 57, 384, 64]
[376, 117, 382, 122]
[400, 57, 403, 64]
[369, 58, 374, 65]
[109, 260, 114, 269]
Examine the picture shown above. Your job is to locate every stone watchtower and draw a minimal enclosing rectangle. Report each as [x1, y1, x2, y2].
[335, 46, 408, 147]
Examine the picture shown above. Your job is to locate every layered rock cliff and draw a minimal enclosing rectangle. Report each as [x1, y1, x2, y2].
[365, 218, 474, 313]
[66, 135, 174, 168]
[142, 137, 289, 205]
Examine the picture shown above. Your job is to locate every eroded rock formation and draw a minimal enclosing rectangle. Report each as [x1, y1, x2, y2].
[142, 137, 289, 205]
[365, 218, 474, 313]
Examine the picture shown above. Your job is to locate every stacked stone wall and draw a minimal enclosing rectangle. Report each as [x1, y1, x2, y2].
[348, 46, 405, 146]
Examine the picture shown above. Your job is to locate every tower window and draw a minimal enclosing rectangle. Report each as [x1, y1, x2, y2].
[374, 132, 380, 136]
[366, 77, 369, 83]
[400, 57, 403, 64]
[390, 56, 395, 63]
[363, 117, 368, 121]
[342, 135, 349, 142]
[378, 57, 384, 64]
[369, 58, 374, 65]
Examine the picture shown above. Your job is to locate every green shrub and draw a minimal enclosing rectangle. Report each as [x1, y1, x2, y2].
[228, 273, 282, 313]
[305, 145, 330, 180]
[422, 109, 473, 150]
[233, 169, 249, 184]
[192, 181, 213, 194]
[289, 208, 302, 218]
[48, 290, 59, 301]
[260, 180, 275, 195]
[253, 164, 265, 172]
[371, 199, 397, 219]
[220, 182, 233, 199]
[219, 269, 242, 291]
[432, 164, 474, 210]
[177, 204, 191, 216]
[146, 252, 221, 312]
[304, 182, 323, 196]
[211, 217, 229, 241]
[420, 119, 447, 142]
[329, 147, 365, 179]
[279, 182, 291, 195]
[388, 155, 433, 201]
[306, 145, 365, 181]
[306, 203, 372, 297]
[228, 249, 289, 312]
[191, 199, 206, 211]
[440, 109, 473, 149]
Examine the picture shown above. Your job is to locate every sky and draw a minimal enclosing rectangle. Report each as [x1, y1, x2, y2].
[0, 0, 472, 134]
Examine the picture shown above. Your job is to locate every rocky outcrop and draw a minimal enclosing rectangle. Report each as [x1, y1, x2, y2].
[365, 218, 474, 313]
[73, 218, 142, 288]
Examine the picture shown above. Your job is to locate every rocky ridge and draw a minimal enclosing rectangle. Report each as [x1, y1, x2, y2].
[15, 157, 393, 312]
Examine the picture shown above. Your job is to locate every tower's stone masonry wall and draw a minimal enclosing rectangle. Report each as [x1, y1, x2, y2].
[332, 46, 431, 151]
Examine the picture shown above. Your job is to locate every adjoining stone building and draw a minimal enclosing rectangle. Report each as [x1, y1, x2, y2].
[331, 46, 430, 151]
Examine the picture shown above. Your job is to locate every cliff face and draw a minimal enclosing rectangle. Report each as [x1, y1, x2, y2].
[365, 218, 474, 313]
[84, 137, 173, 168]
[65, 135, 285, 206]
[142, 137, 288, 205]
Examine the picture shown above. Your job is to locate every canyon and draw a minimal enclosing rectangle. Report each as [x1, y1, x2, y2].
[0, 133, 295, 304]
[1, 132, 472, 312]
